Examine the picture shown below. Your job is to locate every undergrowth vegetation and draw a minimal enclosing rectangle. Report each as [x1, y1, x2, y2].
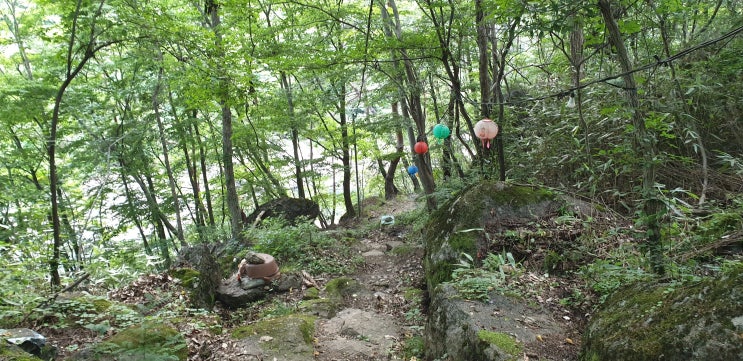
[246, 218, 364, 276]
[443, 188, 743, 314]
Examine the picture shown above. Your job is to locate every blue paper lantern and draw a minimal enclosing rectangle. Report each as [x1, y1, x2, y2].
[407, 165, 418, 175]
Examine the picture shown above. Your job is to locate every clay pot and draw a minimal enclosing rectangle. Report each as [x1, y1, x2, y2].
[246, 253, 281, 281]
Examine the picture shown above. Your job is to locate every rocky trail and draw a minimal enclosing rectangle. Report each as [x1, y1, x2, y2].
[11, 184, 743, 361]
[27, 192, 586, 361]
[307, 195, 426, 360]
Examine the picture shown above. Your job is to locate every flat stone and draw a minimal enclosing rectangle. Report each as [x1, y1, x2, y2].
[385, 240, 404, 250]
[320, 308, 399, 357]
[0, 328, 46, 347]
[362, 250, 385, 257]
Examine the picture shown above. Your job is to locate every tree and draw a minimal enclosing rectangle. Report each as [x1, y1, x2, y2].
[205, 0, 242, 240]
[599, 0, 664, 273]
[47, 0, 121, 286]
[380, 0, 436, 210]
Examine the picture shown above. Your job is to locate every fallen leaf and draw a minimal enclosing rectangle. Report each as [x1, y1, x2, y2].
[536, 334, 543, 342]
[565, 338, 574, 345]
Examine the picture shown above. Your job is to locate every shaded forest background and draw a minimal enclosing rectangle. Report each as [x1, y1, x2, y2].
[1, 0, 742, 306]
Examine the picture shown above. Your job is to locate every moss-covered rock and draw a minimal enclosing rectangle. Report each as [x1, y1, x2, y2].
[424, 181, 562, 291]
[0, 338, 43, 361]
[303, 287, 320, 300]
[70, 321, 187, 361]
[425, 284, 566, 361]
[323, 277, 363, 299]
[478, 330, 523, 360]
[169, 267, 201, 288]
[581, 269, 743, 361]
[423, 181, 579, 361]
[230, 314, 317, 360]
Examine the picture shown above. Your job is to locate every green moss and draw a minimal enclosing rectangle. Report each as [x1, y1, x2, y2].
[169, 268, 201, 288]
[477, 330, 523, 358]
[403, 287, 423, 301]
[423, 181, 561, 291]
[92, 321, 187, 361]
[298, 298, 340, 318]
[90, 298, 112, 313]
[425, 232, 478, 290]
[323, 277, 362, 299]
[298, 317, 315, 344]
[303, 287, 320, 300]
[582, 268, 743, 360]
[231, 314, 317, 345]
[0, 339, 42, 361]
[402, 335, 425, 359]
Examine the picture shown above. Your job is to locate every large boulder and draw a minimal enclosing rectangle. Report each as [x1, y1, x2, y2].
[426, 284, 572, 361]
[424, 181, 567, 290]
[423, 181, 591, 361]
[581, 268, 743, 361]
[242, 197, 320, 227]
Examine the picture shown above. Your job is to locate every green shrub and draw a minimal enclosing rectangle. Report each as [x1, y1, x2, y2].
[246, 219, 357, 275]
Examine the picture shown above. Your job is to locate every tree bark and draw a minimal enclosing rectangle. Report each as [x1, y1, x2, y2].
[152, 54, 186, 247]
[599, 0, 664, 275]
[194, 121, 216, 226]
[281, 71, 306, 198]
[421, 0, 477, 160]
[383, 0, 436, 210]
[339, 84, 356, 219]
[48, 0, 113, 287]
[207, 0, 242, 240]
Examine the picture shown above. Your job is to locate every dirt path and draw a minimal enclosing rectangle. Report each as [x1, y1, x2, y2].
[313, 195, 425, 360]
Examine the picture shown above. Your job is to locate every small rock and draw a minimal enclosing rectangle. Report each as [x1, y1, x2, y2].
[362, 250, 385, 257]
[385, 240, 404, 250]
[0, 328, 55, 359]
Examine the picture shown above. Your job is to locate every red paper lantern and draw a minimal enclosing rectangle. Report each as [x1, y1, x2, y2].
[414, 141, 429, 154]
[474, 119, 499, 149]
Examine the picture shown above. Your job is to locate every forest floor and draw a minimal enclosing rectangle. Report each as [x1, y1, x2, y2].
[38, 194, 588, 360]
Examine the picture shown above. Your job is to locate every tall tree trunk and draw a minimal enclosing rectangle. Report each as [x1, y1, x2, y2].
[569, 18, 591, 166]
[421, 0, 477, 160]
[179, 111, 206, 229]
[153, 55, 186, 247]
[477, 5, 518, 181]
[48, 0, 112, 287]
[383, 0, 436, 210]
[207, 0, 242, 239]
[118, 164, 151, 254]
[339, 83, 356, 219]
[475, 0, 495, 176]
[281, 72, 305, 198]
[194, 122, 215, 226]
[382, 102, 404, 200]
[599, 0, 664, 275]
